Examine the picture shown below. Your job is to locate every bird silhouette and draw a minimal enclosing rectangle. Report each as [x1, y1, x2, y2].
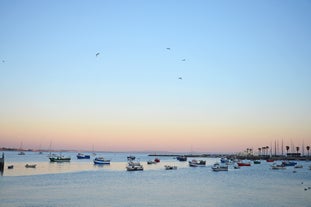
[181, 59, 186, 61]
[166, 48, 170, 50]
[178, 77, 182, 80]
[96, 52, 100, 57]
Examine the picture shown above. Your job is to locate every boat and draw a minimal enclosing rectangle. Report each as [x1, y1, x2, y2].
[266, 159, 274, 162]
[176, 155, 187, 161]
[282, 161, 297, 166]
[25, 164, 36, 168]
[127, 155, 136, 161]
[154, 158, 160, 163]
[126, 161, 143, 171]
[237, 162, 251, 167]
[212, 162, 228, 171]
[189, 159, 206, 167]
[253, 160, 261, 164]
[0, 153, 4, 174]
[309, 165, 311, 170]
[49, 155, 71, 162]
[77, 153, 91, 159]
[294, 164, 303, 168]
[94, 157, 110, 165]
[271, 163, 286, 170]
[18, 151, 25, 155]
[147, 160, 156, 164]
[7, 165, 14, 169]
[164, 165, 177, 170]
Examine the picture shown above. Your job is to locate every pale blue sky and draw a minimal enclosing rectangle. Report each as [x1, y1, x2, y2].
[0, 0, 310, 152]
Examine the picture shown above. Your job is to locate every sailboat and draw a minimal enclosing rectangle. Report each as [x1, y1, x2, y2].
[18, 142, 25, 155]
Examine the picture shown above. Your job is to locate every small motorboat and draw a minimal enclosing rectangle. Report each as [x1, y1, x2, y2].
[94, 157, 110, 165]
[7, 165, 14, 169]
[271, 163, 286, 170]
[189, 159, 206, 167]
[164, 165, 177, 170]
[147, 160, 156, 164]
[18, 151, 25, 155]
[127, 155, 136, 161]
[212, 162, 228, 172]
[76, 153, 91, 159]
[282, 161, 297, 166]
[253, 160, 261, 164]
[266, 159, 274, 162]
[25, 164, 37, 168]
[126, 161, 143, 171]
[294, 164, 303, 168]
[176, 155, 187, 161]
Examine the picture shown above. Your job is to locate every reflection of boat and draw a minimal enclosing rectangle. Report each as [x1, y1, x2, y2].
[25, 164, 37, 168]
[282, 161, 297, 166]
[8, 165, 14, 169]
[212, 162, 228, 171]
[176, 156, 187, 161]
[77, 153, 91, 159]
[189, 159, 206, 167]
[126, 161, 143, 171]
[271, 163, 286, 170]
[164, 165, 177, 170]
[49, 156, 71, 162]
[94, 157, 110, 165]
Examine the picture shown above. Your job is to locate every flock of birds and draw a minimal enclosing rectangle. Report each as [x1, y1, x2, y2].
[95, 47, 186, 80]
[2, 47, 186, 80]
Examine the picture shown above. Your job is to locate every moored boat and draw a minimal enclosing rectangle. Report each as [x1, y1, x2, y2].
[25, 164, 37, 168]
[266, 159, 274, 162]
[147, 160, 156, 164]
[271, 163, 286, 170]
[237, 161, 251, 167]
[294, 164, 303, 168]
[212, 162, 228, 172]
[77, 153, 91, 159]
[127, 155, 136, 161]
[94, 157, 110, 165]
[164, 165, 177, 170]
[176, 155, 187, 161]
[49, 156, 71, 162]
[154, 158, 160, 163]
[253, 160, 261, 164]
[126, 161, 143, 171]
[7, 165, 14, 169]
[282, 161, 297, 166]
[189, 159, 206, 167]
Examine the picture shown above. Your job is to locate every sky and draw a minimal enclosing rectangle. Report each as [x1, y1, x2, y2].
[0, 0, 310, 153]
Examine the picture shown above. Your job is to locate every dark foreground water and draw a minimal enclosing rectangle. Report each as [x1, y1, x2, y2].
[0, 151, 310, 207]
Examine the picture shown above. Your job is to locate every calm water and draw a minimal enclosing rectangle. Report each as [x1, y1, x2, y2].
[0, 151, 310, 207]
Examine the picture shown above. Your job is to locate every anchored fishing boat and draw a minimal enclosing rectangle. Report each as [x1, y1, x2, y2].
[93, 157, 110, 165]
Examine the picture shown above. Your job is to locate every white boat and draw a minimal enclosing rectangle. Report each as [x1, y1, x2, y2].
[126, 161, 143, 171]
[164, 165, 177, 170]
[271, 163, 286, 170]
[189, 159, 206, 167]
[147, 160, 156, 164]
[212, 162, 228, 171]
[294, 164, 303, 168]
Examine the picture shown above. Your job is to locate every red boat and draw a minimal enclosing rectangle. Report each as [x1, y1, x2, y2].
[237, 162, 251, 167]
[266, 159, 274, 162]
[154, 158, 160, 163]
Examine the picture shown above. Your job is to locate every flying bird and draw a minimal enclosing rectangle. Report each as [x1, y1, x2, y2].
[178, 77, 182, 80]
[166, 48, 170, 50]
[181, 59, 186, 61]
[96, 52, 100, 57]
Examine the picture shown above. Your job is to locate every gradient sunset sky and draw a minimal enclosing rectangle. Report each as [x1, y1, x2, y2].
[0, 0, 310, 153]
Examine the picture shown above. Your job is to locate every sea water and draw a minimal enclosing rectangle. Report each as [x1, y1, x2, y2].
[0, 151, 310, 207]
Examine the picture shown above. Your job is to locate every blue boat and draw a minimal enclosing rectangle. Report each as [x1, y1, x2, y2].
[77, 153, 90, 159]
[94, 157, 110, 165]
[282, 161, 297, 166]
